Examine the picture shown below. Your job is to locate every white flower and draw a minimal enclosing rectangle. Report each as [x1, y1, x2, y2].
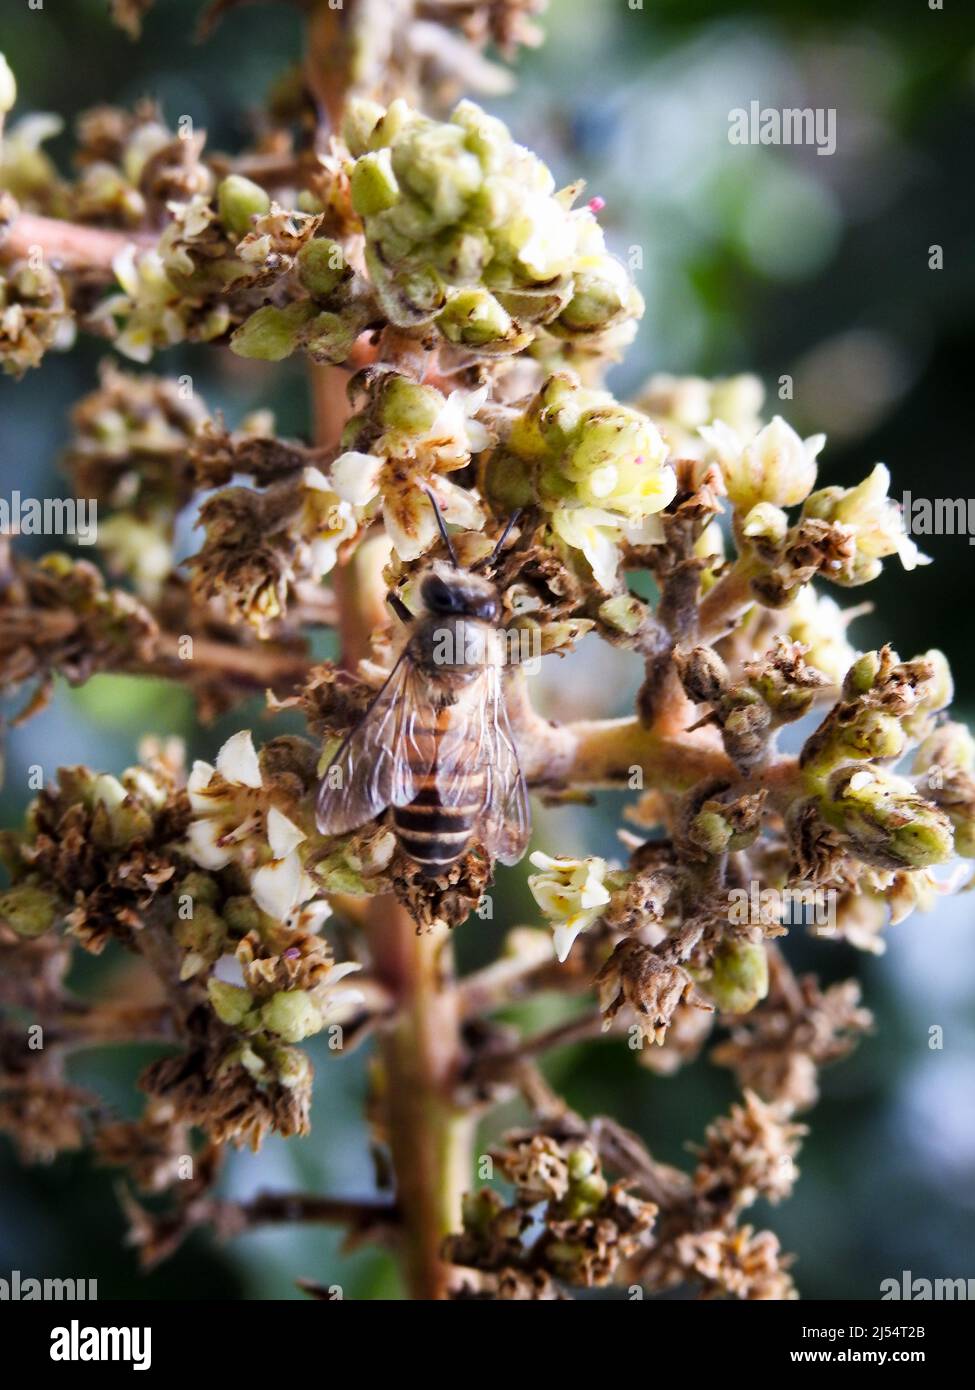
[301, 467, 357, 579]
[330, 449, 484, 562]
[832, 464, 929, 573]
[316, 959, 367, 1025]
[784, 585, 860, 683]
[509, 192, 578, 280]
[186, 731, 317, 922]
[330, 451, 384, 509]
[700, 415, 824, 512]
[550, 506, 664, 592]
[528, 851, 612, 962]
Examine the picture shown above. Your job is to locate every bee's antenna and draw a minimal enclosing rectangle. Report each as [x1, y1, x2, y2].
[423, 486, 459, 567]
[489, 509, 522, 566]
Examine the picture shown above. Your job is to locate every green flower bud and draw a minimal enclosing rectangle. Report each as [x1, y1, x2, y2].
[296, 238, 349, 299]
[0, 883, 61, 937]
[702, 940, 769, 1014]
[260, 989, 323, 1043]
[230, 301, 318, 361]
[913, 722, 975, 776]
[271, 1044, 313, 1089]
[378, 375, 442, 434]
[174, 902, 225, 962]
[223, 895, 263, 935]
[367, 97, 422, 151]
[598, 593, 648, 638]
[391, 124, 482, 225]
[563, 1171, 608, 1219]
[218, 174, 271, 236]
[351, 149, 400, 217]
[843, 651, 883, 698]
[484, 450, 536, 511]
[342, 97, 385, 157]
[567, 1144, 598, 1182]
[451, 99, 511, 173]
[207, 979, 255, 1027]
[690, 808, 735, 855]
[178, 872, 221, 908]
[820, 766, 955, 869]
[436, 287, 513, 347]
[556, 258, 633, 334]
[302, 310, 359, 365]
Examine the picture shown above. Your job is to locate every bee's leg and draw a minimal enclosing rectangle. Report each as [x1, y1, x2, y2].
[388, 593, 412, 625]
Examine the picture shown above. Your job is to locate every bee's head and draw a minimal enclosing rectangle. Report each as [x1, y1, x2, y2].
[420, 561, 500, 623]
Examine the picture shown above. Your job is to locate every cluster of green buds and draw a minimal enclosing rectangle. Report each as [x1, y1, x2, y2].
[913, 722, 975, 858]
[794, 648, 959, 871]
[486, 373, 676, 589]
[814, 765, 954, 871]
[229, 217, 374, 366]
[205, 927, 363, 1048]
[677, 639, 830, 774]
[344, 97, 642, 355]
[801, 646, 952, 781]
[447, 1133, 657, 1292]
[0, 753, 179, 952]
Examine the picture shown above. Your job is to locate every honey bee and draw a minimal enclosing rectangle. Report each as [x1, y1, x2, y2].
[315, 507, 530, 875]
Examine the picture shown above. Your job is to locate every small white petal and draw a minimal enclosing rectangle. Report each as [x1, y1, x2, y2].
[186, 819, 234, 871]
[330, 451, 384, 507]
[251, 852, 303, 920]
[266, 805, 305, 859]
[552, 918, 587, 963]
[216, 730, 262, 788]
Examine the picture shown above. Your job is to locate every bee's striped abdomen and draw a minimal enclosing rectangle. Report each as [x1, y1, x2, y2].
[393, 704, 486, 873]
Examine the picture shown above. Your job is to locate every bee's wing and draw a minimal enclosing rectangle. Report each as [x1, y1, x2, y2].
[315, 651, 435, 836]
[435, 665, 531, 866]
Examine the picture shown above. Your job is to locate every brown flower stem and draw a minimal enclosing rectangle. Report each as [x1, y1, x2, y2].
[0, 213, 152, 273]
[137, 631, 313, 692]
[467, 1008, 604, 1092]
[15, 1001, 176, 1050]
[697, 557, 760, 642]
[310, 359, 472, 1300]
[218, 1189, 398, 1235]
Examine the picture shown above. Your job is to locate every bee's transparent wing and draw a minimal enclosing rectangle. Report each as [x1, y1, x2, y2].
[435, 666, 531, 865]
[315, 652, 435, 836]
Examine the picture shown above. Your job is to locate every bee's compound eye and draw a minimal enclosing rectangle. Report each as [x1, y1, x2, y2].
[473, 593, 500, 622]
[421, 572, 462, 614]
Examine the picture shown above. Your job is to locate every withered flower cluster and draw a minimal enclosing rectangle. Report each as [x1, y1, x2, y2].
[0, 0, 969, 1302]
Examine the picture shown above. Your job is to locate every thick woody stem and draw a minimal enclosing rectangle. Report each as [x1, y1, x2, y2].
[310, 361, 471, 1300]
